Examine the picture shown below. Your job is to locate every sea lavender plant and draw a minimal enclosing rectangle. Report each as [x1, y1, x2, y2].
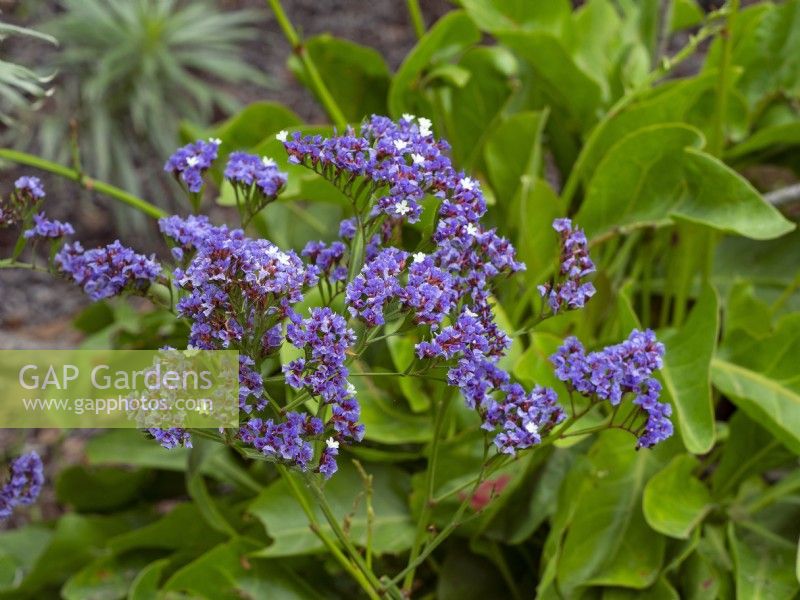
[0, 452, 44, 520]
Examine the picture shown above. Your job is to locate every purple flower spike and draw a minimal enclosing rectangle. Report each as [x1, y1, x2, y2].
[1, 452, 44, 519]
[23, 212, 75, 240]
[164, 139, 220, 193]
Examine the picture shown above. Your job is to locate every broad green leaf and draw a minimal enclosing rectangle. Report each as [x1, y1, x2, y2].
[712, 411, 795, 497]
[602, 577, 680, 599]
[498, 30, 603, 129]
[727, 122, 800, 160]
[484, 111, 547, 203]
[445, 46, 516, 166]
[437, 544, 509, 599]
[0, 527, 52, 594]
[706, 0, 800, 108]
[712, 313, 800, 455]
[128, 559, 169, 600]
[725, 282, 774, 340]
[386, 335, 431, 412]
[459, 0, 570, 34]
[186, 440, 239, 536]
[729, 523, 799, 600]
[389, 11, 480, 118]
[671, 0, 704, 31]
[62, 553, 154, 600]
[108, 503, 224, 554]
[249, 462, 415, 557]
[55, 465, 152, 512]
[643, 455, 711, 539]
[164, 538, 321, 599]
[577, 124, 794, 241]
[555, 431, 666, 594]
[353, 361, 433, 443]
[288, 35, 390, 123]
[659, 283, 718, 454]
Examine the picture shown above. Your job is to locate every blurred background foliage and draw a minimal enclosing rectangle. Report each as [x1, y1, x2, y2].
[1, 0, 800, 598]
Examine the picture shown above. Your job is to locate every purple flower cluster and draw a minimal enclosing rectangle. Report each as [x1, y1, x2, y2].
[147, 428, 192, 450]
[55, 240, 161, 301]
[551, 330, 671, 447]
[303, 240, 347, 282]
[0, 452, 44, 519]
[538, 218, 596, 313]
[164, 138, 220, 193]
[240, 412, 323, 470]
[1, 176, 45, 227]
[172, 218, 314, 350]
[159, 214, 217, 260]
[224, 152, 287, 199]
[23, 212, 75, 240]
[399, 254, 458, 326]
[346, 248, 408, 326]
[284, 308, 364, 474]
[14, 176, 46, 201]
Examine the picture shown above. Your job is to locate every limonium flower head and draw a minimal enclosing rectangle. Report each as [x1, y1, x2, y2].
[23, 212, 75, 240]
[346, 247, 408, 326]
[14, 176, 45, 201]
[164, 139, 220, 193]
[240, 412, 323, 470]
[224, 151, 288, 200]
[0, 452, 44, 519]
[55, 240, 161, 301]
[302, 240, 347, 282]
[147, 428, 192, 450]
[538, 218, 596, 313]
[159, 214, 219, 254]
[551, 329, 671, 447]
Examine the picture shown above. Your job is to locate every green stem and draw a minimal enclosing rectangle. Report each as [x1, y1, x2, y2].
[403, 390, 454, 592]
[708, 0, 739, 157]
[265, 0, 347, 129]
[278, 467, 382, 600]
[406, 0, 426, 39]
[0, 148, 166, 219]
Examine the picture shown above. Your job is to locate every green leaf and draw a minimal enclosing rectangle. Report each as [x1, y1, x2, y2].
[712, 313, 800, 455]
[389, 11, 481, 117]
[445, 46, 516, 166]
[497, 30, 603, 129]
[712, 411, 795, 497]
[249, 462, 415, 557]
[128, 559, 169, 600]
[601, 576, 680, 599]
[201, 101, 301, 152]
[484, 111, 547, 203]
[459, 0, 570, 34]
[186, 440, 239, 536]
[729, 523, 799, 600]
[659, 283, 719, 454]
[164, 538, 321, 599]
[386, 335, 431, 412]
[62, 553, 155, 600]
[643, 455, 712, 539]
[725, 282, 774, 340]
[554, 431, 667, 594]
[726, 122, 800, 160]
[55, 465, 152, 512]
[576, 124, 794, 241]
[0, 527, 52, 594]
[289, 35, 390, 123]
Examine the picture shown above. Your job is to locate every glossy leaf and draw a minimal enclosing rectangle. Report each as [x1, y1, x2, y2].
[712, 314, 800, 455]
[643, 455, 711, 539]
[729, 523, 799, 600]
[459, 0, 570, 34]
[554, 431, 666, 594]
[659, 283, 718, 454]
[388, 11, 481, 118]
[577, 124, 794, 241]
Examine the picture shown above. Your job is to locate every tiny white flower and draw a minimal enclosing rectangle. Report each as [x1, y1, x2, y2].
[346, 382, 357, 395]
[326, 437, 340, 450]
[276, 253, 291, 266]
[411, 153, 425, 165]
[393, 139, 409, 151]
[466, 223, 479, 236]
[412, 252, 426, 263]
[394, 200, 411, 216]
[459, 177, 475, 191]
[262, 156, 276, 167]
[402, 113, 416, 121]
[186, 156, 200, 167]
[418, 117, 432, 136]
[276, 130, 289, 142]
[208, 137, 222, 145]
[464, 307, 477, 317]
[525, 421, 539, 435]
